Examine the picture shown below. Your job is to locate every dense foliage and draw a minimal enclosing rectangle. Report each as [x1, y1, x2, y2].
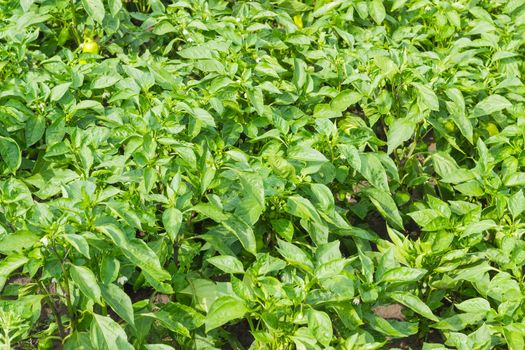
[1, 0, 525, 349]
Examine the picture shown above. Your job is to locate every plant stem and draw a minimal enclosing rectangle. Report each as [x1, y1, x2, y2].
[51, 245, 77, 330]
[37, 281, 66, 338]
[69, 0, 81, 45]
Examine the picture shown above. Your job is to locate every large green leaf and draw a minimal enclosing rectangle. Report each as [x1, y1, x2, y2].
[205, 296, 248, 332]
[387, 119, 416, 154]
[473, 95, 511, 117]
[364, 188, 403, 230]
[162, 207, 183, 242]
[0, 136, 21, 172]
[81, 0, 105, 24]
[70, 264, 102, 305]
[97, 224, 171, 286]
[207, 255, 245, 274]
[0, 254, 28, 291]
[101, 283, 135, 327]
[389, 291, 439, 322]
[90, 314, 134, 350]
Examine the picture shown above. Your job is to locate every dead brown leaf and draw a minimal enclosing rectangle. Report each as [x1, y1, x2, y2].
[372, 303, 406, 321]
[154, 293, 170, 304]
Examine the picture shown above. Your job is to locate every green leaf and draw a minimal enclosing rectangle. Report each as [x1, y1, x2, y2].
[359, 153, 389, 191]
[473, 94, 511, 117]
[247, 86, 264, 116]
[412, 83, 439, 111]
[63, 331, 94, 350]
[50, 82, 71, 101]
[293, 58, 306, 90]
[455, 298, 490, 314]
[192, 108, 216, 127]
[307, 309, 332, 346]
[108, 0, 122, 16]
[381, 267, 427, 283]
[192, 203, 229, 222]
[286, 195, 323, 223]
[389, 291, 439, 322]
[145, 345, 176, 350]
[236, 171, 265, 225]
[504, 173, 525, 187]
[142, 310, 190, 337]
[92, 76, 121, 90]
[26, 114, 46, 147]
[432, 313, 484, 331]
[504, 324, 525, 350]
[270, 218, 294, 242]
[313, 104, 340, 119]
[222, 215, 257, 255]
[20, 0, 35, 11]
[0, 231, 39, 255]
[207, 255, 244, 274]
[277, 239, 314, 272]
[178, 45, 213, 59]
[445, 88, 473, 143]
[205, 296, 248, 332]
[364, 188, 403, 230]
[315, 259, 347, 279]
[0, 136, 21, 173]
[391, 0, 407, 12]
[313, 0, 344, 17]
[90, 314, 134, 350]
[457, 184, 485, 200]
[100, 256, 120, 285]
[97, 224, 171, 286]
[369, 0, 386, 24]
[63, 234, 90, 258]
[509, 190, 525, 218]
[70, 264, 102, 304]
[162, 207, 183, 242]
[462, 220, 497, 237]
[81, 0, 105, 24]
[365, 313, 418, 337]
[0, 254, 28, 291]
[331, 90, 361, 113]
[387, 118, 416, 154]
[432, 153, 474, 183]
[101, 284, 135, 327]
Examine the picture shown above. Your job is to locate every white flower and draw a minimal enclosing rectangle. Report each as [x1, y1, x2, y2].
[182, 29, 189, 36]
[425, 6, 432, 11]
[352, 297, 360, 305]
[354, 68, 359, 74]
[102, 92, 110, 99]
[236, 79, 241, 83]
[235, 17, 241, 23]
[40, 236, 49, 247]
[187, 38, 194, 43]
[117, 276, 128, 285]
[256, 57, 261, 63]
[51, 278, 57, 284]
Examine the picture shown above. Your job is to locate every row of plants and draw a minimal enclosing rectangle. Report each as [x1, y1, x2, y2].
[1, 0, 525, 349]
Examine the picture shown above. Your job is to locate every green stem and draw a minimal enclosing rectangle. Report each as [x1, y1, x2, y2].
[246, 316, 255, 333]
[37, 281, 66, 338]
[69, 0, 81, 46]
[51, 245, 77, 329]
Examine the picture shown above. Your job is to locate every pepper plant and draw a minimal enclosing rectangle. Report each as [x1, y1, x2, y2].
[1, 0, 525, 349]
